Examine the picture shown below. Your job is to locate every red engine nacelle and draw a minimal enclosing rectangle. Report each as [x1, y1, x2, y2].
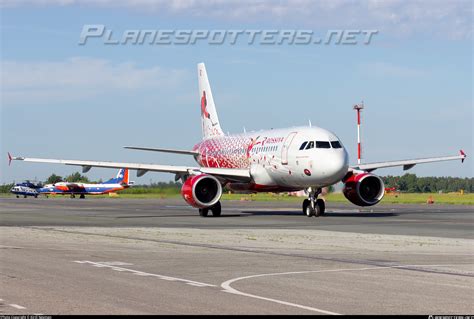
[181, 174, 222, 208]
[343, 172, 385, 206]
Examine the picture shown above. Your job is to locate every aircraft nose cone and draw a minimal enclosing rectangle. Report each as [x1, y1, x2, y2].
[329, 150, 349, 177]
[318, 148, 349, 184]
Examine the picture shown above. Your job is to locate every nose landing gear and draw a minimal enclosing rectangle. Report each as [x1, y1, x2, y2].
[302, 187, 325, 217]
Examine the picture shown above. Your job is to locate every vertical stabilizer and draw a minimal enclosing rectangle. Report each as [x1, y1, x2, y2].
[120, 168, 129, 185]
[198, 63, 224, 139]
[104, 168, 129, 185]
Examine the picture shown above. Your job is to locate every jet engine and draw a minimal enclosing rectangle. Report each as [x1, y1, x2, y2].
[343, 172, 385, 206]
[181, 174, 222, 208]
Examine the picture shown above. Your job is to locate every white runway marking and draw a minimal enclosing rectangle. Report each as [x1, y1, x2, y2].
[328, 209, 363, 213]
[9, 304, 26, 310]
[93, 261, 133, 266]
[221, 264, 460, 315]
[74, 261, 216, 288]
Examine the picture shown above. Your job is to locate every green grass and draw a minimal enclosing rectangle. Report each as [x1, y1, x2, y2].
[98, 193, 182, 199]
[223, 192, 474, 205]
[370, 192, 474, 205]
[1, 190, 472, 205]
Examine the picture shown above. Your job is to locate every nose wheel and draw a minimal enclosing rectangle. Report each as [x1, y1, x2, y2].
[302, 188, 325, 217]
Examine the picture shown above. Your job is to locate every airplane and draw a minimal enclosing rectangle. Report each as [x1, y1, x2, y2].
[8, 63, 467, 217]
[39, 168, 132, 198]
[10, 182, 41, 198]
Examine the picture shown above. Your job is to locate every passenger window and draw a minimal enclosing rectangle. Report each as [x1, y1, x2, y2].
[316, 141, 331, 148]
[299, 142, 308, 150]
[331, 141, 342, 148]
[306, 141, 314, 149]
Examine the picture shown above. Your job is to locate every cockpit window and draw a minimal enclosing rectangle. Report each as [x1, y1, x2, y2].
[330, 141, 342, 148]
[299, 141, 308, 150]
[316, 141, 331, 148]
[306, 141, 314, 149]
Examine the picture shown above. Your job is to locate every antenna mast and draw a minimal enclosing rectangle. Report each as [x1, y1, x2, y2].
[353, 101, 364, 165]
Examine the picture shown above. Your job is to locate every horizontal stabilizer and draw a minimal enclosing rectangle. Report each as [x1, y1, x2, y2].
[124, 146, 199, 156]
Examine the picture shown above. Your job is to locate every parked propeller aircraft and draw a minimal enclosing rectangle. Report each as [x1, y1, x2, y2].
[40, 168, 132, 198]
[8, 63, 466, 217]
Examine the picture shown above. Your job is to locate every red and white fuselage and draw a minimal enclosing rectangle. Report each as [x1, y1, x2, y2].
[192, 126, 349, 192]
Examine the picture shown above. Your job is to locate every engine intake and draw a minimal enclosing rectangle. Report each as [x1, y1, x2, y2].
[181, 174, 222, 208]
[343, 172, 384, 206]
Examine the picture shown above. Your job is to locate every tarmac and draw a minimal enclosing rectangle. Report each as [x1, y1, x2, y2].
[0, 197, 473, 314]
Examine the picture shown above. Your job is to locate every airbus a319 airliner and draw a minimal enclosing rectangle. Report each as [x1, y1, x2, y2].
[9, 63, 466, 217]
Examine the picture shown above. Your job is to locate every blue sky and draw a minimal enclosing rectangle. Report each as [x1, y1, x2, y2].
[1, 0, 472, 184]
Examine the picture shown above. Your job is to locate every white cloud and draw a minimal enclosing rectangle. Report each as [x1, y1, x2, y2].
[1, 0, 471, 39]
[1, 57, 187, 106]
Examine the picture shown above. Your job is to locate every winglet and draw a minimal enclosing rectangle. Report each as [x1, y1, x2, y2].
[460, 150, 466, 163]
[7, 152, 12, 166]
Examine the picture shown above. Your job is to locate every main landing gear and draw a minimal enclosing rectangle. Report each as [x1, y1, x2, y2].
[198, 201, 222, 217]
[302, 187, 325, 217]
[69, 194, 86, 199]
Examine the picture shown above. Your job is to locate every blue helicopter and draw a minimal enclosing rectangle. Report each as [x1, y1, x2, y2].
[10, 181, 42, 198]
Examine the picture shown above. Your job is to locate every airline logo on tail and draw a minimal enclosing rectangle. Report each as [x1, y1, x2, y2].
[201, 91, 210, 119]
[198, 63, 223, 138]
[104, 168, 130, 185]
[117, 168, 129, 185]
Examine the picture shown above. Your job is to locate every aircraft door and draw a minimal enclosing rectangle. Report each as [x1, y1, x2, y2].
[281, 132, 297, 165]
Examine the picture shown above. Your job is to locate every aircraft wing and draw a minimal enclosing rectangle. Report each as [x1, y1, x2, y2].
[9, 155, 251, 182]
[124, 146, 199, 156]
[351, 150, 466, 172]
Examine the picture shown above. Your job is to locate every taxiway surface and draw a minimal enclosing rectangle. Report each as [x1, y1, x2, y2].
[1, 198, 473, 314]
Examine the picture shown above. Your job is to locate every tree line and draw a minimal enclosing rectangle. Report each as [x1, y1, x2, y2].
[44, 172, 98, 184]
[382, 174, 473, 193]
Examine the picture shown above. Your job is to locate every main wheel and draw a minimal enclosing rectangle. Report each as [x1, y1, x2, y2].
[302, 199, 310, 216]
[304, 201, 315, 217]
[80, 194, 85, 199]
[198, 208, 209, 217]
[211, 201, 222, 217]
[24, 195, 27, 198]
[16, 195, 19, 198]
[34, 195, 38, 198]
[315, 198, 325, 216]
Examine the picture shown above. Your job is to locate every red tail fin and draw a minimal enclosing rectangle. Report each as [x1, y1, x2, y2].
[460, 150, 466, 163]
[122, 168, 129, 185]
